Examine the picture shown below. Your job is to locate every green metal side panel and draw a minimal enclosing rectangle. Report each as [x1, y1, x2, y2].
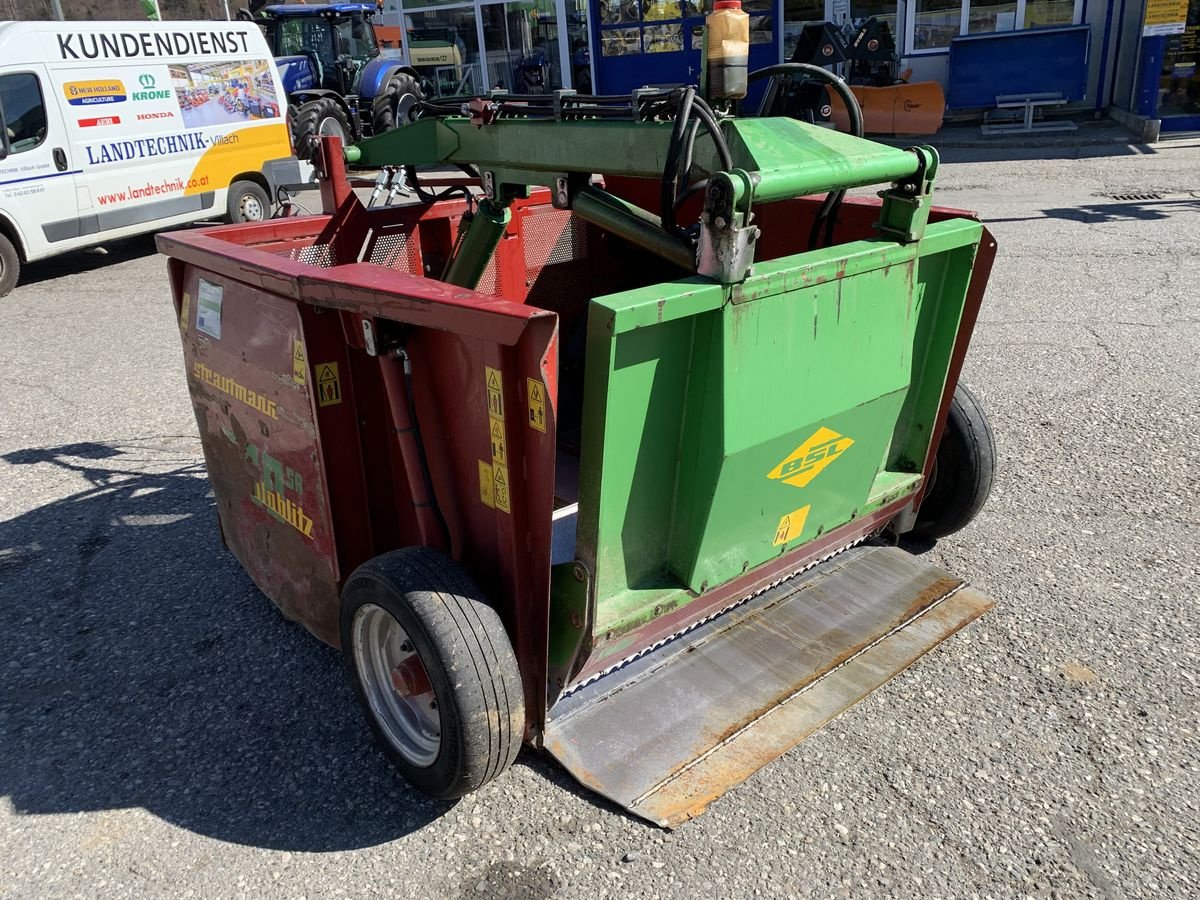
[575, 218, 983, 641]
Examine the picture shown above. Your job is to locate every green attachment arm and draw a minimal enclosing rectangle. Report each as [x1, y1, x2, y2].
[441, 198, 511, 289]
[573, 187, 696, 273]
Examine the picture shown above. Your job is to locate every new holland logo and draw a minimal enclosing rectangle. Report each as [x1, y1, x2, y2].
[767, 426, 854, 489]
[132, 72, 171, 101]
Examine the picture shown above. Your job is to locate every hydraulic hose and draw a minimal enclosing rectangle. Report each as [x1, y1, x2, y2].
[749, 63, 864, 249]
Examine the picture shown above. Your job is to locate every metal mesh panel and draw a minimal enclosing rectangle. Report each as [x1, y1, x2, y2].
[276, 243, 338, 268]
[523, 209, 585, 275]
[368, 229, 419, 273]
[476, 256, 499, 296]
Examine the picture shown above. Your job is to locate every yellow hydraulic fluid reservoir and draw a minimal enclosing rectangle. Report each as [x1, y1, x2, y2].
[706, 0, 750, 100]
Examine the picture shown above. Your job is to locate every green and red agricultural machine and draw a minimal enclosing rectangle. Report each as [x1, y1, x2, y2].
[159, 72, 998, 825]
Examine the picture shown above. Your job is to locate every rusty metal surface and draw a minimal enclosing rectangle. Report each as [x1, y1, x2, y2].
[542, 544, 993, 827]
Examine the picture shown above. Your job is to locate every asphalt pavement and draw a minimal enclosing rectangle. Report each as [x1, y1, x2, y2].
[1, 134, 1198, 899]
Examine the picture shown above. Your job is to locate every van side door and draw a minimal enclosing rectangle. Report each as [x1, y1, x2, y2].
[0, 65, 79, 262]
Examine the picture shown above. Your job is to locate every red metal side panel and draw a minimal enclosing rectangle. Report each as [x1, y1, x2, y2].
[177, 265, 343, 646]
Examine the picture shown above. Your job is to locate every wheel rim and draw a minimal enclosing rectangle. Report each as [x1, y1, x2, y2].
[352, 603, 441, 767]
[238, 192, 264, 222]
[317, 115, 346, 141]
[395, 91, 417, 124]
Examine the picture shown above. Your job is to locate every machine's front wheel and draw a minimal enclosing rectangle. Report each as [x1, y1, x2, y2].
[371, 72, 423, 134]
[912, 382, 996, 540]
[341, 547, 525, 800]
[292, 97, 351, 162]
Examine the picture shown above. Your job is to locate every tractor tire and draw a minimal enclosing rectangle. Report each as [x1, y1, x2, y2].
[341, 547, 525, 800]
[0, 231, 19, 298]
[371, 72, 423, 134]
[912, 382, 996, 540]
[226, 179, 270, 224]
[292, 97, 351, 162]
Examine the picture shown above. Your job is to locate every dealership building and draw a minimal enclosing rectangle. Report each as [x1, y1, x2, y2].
[377, 0, 1198, 135]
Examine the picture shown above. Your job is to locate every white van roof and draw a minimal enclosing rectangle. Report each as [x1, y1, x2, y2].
[0, 20, 271, 70]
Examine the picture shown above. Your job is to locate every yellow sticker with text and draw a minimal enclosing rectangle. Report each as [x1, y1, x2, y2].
[489, 416, 507, 466]
[316, 362, 341, 407]
[478, 460, 495, 508]
[179, 292, 191, 330]
[527, 378, 547, 433]
[293, 340, 307, 385]
[485, 366, 504, 420]
[773, 504, 811, 546]
[492, 462, 511, 513]
[767, 427, 854, 489]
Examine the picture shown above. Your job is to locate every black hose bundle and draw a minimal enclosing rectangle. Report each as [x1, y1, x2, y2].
[660, 87, 734, 238]
[748, 63, 865, 250]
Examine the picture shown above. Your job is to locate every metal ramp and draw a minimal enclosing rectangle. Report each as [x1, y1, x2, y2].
[543, 545, 992, 826]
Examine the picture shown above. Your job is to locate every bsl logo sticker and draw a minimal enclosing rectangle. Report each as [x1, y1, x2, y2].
[767, 426, 854, 488]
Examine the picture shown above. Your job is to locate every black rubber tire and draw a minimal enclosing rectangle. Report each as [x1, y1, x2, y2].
[912, 382, 996, 540]
[292, 97, 351, 162]
[371, 72, 423, 135]
[0, 231, 18, 298]
[340, 547, 525, 800]
[225, 179, 270, 224]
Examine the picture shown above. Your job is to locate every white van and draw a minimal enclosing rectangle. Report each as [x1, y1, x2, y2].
[0, 19, 302, 297]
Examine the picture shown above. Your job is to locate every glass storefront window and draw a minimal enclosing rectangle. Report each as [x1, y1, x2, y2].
[643, 0, 681, 19]
[481, 0, 563, 93]
[968, 0, 1018, 32]
[600, 0, 641, 24]
[406, 7, 483, 96]
[912, 0, 962, 50]
[1023, 0, 1075, 27]
[645, 22, 683, 51]
[782, 0, 824, 61]
[851, 0, 897, 43]
[602, 26, 642, 54]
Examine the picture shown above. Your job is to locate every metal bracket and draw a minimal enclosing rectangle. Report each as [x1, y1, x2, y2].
[697, 169, 760, 284]
[877, 146, 938, 244]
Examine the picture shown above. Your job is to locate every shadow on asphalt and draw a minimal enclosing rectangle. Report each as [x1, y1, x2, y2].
[14, 235, 162, 289]
[985, 196, 1200, 226]
[0, 441, 449, 851]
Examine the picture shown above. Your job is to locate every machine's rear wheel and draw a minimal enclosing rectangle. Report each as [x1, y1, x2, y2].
[371, 72, 423, 134]
[341, 547, 524, 800]
[292, 97, 351, 162]
[912, 382, 996, 540]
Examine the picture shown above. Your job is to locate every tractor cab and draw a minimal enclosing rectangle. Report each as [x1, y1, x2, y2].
[261, 3, 382, 97]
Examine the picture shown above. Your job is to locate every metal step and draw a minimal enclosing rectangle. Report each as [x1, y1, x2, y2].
[542, 544, 993, 827]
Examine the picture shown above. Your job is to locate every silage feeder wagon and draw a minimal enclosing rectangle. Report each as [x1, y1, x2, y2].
[158, 83, 998, 827]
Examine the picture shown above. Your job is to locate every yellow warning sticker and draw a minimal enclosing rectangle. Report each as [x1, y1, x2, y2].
[293, 340, 307, 385]
[492, 462, 511, 513]
[478, 459, 495, 508]
[179, 292, 191, 330]
[527, 378, 547, 433]
[767, 426, 854, 489]
[489, 416, 508, 466]
[773, 504, 812, 546]
[316, 362, 342, 407]
[485, 365, 504, 421]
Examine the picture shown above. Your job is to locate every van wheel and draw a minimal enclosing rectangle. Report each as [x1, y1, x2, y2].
[0, 232, 19, 298]
[371, 72, 423, 134]
[226, 180, 270, 224]
[341, 547, 525, 800]
[292, 97, 351, 162]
